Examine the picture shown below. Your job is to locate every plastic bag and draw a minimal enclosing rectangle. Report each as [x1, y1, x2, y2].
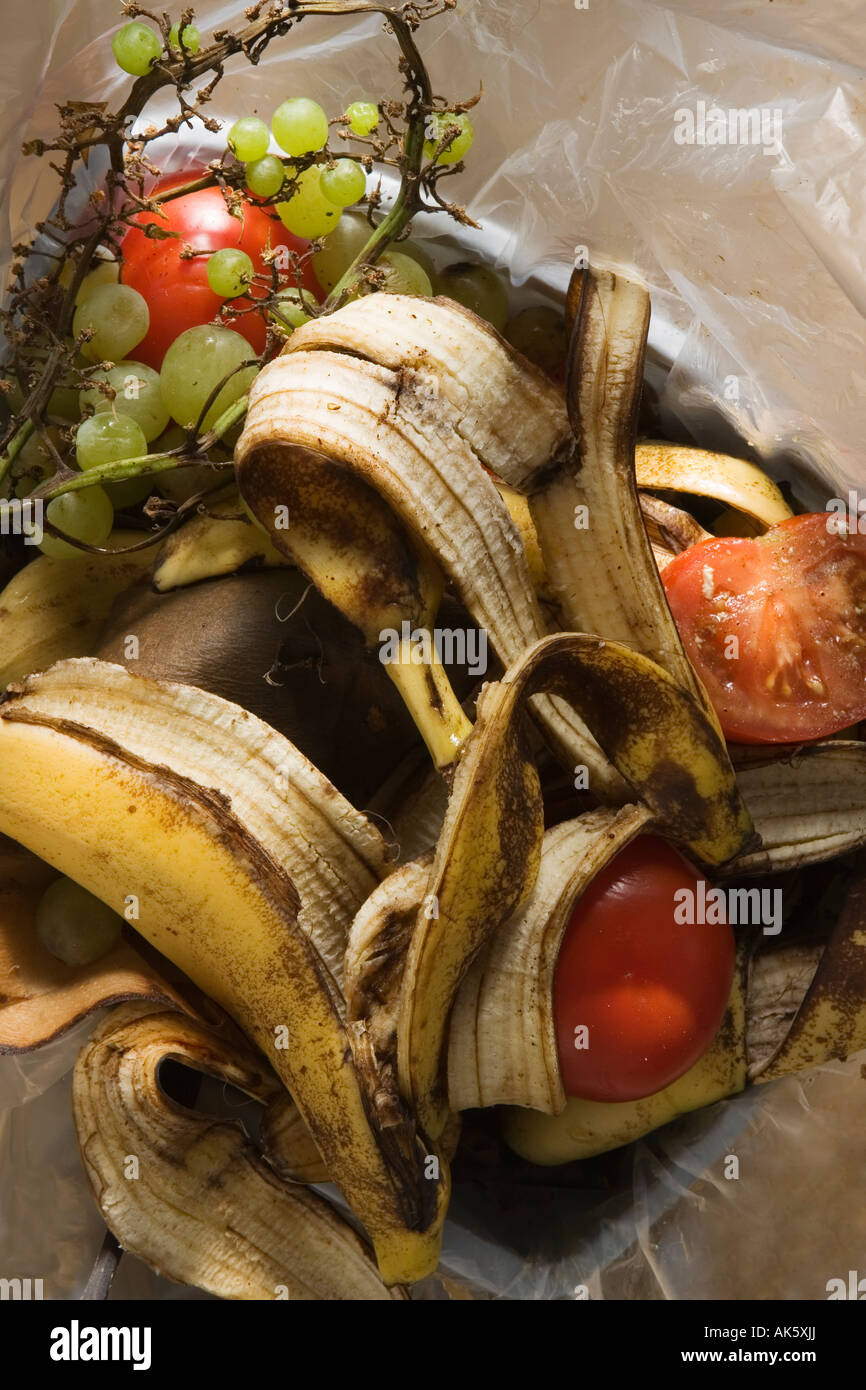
[2, 0, 865, 1300]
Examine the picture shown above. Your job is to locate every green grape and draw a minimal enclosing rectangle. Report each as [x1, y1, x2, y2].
[168, 22, 200, 52]
[272, 98, 329, 157]
[76, 413, 147, 472]
[435, 261, 509, 331]
[207, 247, 255, 299]
[57, 256, 119, 305]
[377, 251, 432, 298]
[270, 287, 314, 334]
[73, 284, 149, 363]
[245, 155, 285, 198]
[276, 167, 341, 239]
[36, 876, 123, 966]
[394, 239, 435, 282]
[160, 324, 258, 432]
[79, 360, 168, 442]
[112, 21, 162, 77]
[320, 159, 366, 208]
[423, 111, 474, 166]
[310, 212, 373, 291]
[12, 428, 62, 497]
[76, 261, 120, 305]
[504, 306, 568, 375]
[228, 116, 270, 162]
[109, 474, 156, 508]
[40, 486, 115, 559]
[345, 101, 379, 137]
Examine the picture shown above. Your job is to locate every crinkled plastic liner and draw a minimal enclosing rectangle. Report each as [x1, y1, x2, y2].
[2, 0, 865, 1301]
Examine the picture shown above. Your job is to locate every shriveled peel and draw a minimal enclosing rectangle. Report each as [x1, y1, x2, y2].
[237, 312, 623, 798]
[392, 631, 753, 1139]
[0, 661, 447, 1285]
[754, 856, 866, 1083]
[0, 838, 191, 1053]
[73, 1004, 403, 1300]
[285, 292, 573, 490]
[635, 441, 793, 530]
[529, 268, 722, 741]
[722, 742, 866, 875]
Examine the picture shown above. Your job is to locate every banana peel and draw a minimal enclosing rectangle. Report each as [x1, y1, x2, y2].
[152, 488, 290, 592]
[724, 742, 866, 875]
[755, 855, 866, 1083]
[0, 530, 157, 689]
[354, 631, 753, 1141]
[635, 441, 793, 531]
[236, 310, 624, 798]
[529, 268, 723, 740]
[233, 425, 472, 771]
[73, 1004, 404, 1300]
[0, 661, 446, 1284]
[285, 292, 573, 490]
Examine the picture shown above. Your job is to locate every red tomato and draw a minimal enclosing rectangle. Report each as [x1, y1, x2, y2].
[554, 837, 734, 1102]
[662, 513, 866, 743]
[120, 184, 321, 368]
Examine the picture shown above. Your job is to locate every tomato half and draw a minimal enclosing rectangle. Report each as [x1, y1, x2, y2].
[662, 513, 866, 743]
[554, 837, 734, 1102]
[120, 184, 321, 368]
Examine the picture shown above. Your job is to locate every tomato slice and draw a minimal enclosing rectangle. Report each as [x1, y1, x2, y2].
[120, 184, 321, 368]
[662, 512, 866, 743]
[554, 837, 734, 1103]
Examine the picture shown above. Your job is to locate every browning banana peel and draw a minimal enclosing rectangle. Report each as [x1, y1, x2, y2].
[74, 1004, 404, 1299]
[0, 663, 445, 1284]
[394, 631, 752, 1139]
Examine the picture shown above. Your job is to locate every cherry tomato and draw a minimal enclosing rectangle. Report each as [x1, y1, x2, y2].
[120, 184, 321, 368]
[554, 836, 734, 1102]
[662, 513, 866, 743]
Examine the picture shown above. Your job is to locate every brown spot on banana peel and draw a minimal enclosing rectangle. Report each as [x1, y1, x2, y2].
[515, 634, 754, 866]
[0, 708, 446, 1285]
[397, 632, 754, 1141]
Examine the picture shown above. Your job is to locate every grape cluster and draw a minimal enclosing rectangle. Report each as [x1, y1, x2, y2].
[222, 97, 387, 240]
